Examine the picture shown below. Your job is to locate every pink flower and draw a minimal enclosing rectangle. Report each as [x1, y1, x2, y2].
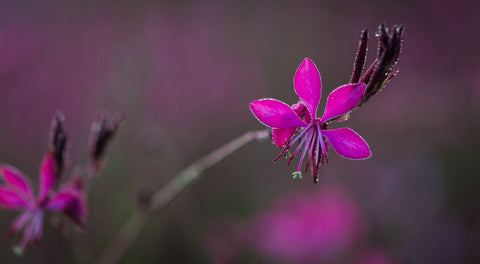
[254, 186, 362, 263]
[0, 152, 87, 254]
[250, 58, 371, 182]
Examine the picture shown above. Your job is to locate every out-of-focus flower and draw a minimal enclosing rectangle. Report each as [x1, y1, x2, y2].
[254, 186, 362, 263]
[0, 153, 87, 255]
[88, 112, 125, 175]
[250, 58, 371, 182]
[49, 111, 68, 178]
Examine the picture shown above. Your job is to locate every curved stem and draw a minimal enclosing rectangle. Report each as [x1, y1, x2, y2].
[94, 129, 270, 264]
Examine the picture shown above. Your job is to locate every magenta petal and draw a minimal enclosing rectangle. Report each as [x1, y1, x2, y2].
[0, 187, 29, 209]
[294, 58, 322, 117]
[319, 83, 366, 123]
[32, 211, 44, 243]
[7, 211, 32, 237]
[47, 192, 87, 228]
[39, 153, 56, 200]
[291, 102, 312, 123]
[16, 219, 35, 253]
[65, 193, 88, 229]
[1, 166, 34, 199]
[46, 192, 75, 211]
[322, 128, 371, 160]
[272, 127, 296, 148]
[47, 182, 87, 229]
[250, 99, 308, 128]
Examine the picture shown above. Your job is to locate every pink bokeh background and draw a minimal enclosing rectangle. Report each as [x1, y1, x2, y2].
[1, 0, 479, 263]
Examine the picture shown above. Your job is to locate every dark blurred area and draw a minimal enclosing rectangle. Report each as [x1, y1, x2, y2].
[1, 0, 479, 263]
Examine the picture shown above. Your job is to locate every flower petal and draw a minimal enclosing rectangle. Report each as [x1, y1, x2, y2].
[32, 210, 44, 243]
[294, 58, 322, 118]
[6, 211, 32, 238]
[320, 83, 366, 123]
[39, 153, 57, 200]
[15, 219, 35, 255]
[291, 102, 311, 123]
[1, 166, 34, 199]
[322, 128, 371, 160]
[0, 186, 29, 209]
[47, 192, 87, 229]
[250, 99, 308, 128]
[46, 192, 76, 211]
[65, 193, 88, 229]
[46, 180, 87, 229]
[272, 127, 296, 148]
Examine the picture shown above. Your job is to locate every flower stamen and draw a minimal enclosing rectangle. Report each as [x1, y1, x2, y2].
[273, 123, 313, 162]
[296, 130, 313, 173]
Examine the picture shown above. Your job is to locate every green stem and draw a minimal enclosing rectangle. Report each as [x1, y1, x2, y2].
[94, 129, 269, 264]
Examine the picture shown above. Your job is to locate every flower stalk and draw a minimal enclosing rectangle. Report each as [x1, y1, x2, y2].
[94, 129, 269, 264]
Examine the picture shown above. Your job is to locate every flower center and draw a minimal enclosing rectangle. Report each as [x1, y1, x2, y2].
[274, 120, 328, 182]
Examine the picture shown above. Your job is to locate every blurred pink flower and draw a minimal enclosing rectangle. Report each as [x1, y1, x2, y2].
[0, 153, 87, 254]
[254, 186, 362, 263]
[250, 58, 371, 182]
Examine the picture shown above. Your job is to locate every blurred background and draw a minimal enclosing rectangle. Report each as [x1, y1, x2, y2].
[0, 0, 479, 263]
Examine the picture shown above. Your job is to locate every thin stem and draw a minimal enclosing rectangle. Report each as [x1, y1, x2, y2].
[94, 129, 270, 264]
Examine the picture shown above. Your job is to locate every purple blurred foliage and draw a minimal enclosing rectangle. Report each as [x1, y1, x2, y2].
[142, 2, 264, 145]
[353, 249, 396, 264]
[0, 22, 40, 75]
[0, 9, 120, 163]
